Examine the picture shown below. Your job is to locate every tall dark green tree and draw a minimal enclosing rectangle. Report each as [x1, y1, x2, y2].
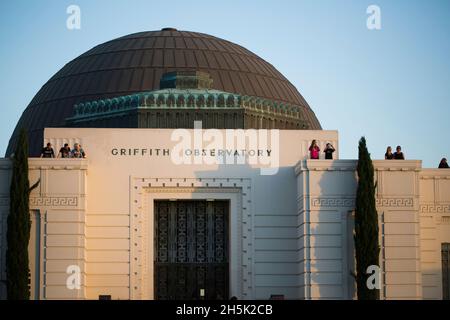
[354, 137, 380, 300]
[6, 129, 39, 300]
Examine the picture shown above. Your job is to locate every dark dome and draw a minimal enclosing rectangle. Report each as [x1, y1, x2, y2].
[6, 28, 321, 156]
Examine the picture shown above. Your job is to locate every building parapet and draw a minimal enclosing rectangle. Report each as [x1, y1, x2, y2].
[295, 159, 423, 176]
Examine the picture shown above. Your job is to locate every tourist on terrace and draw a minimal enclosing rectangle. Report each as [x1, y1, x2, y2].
[324, 143, 335, 160]
[58, 143, 71, 158]
[309, 140, 320, 160]
[40, 142, 55, 158]
[71, 143, 86, 158]
[393, 145, 405, 160]
[385, 146, 394, 159]
[439, 158, 449, 168]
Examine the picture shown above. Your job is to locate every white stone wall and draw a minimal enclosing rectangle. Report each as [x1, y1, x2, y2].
[419, 169, 450, 299]
[295, 160, 427, 300]
[0, 158, 87, 300]
[41, 128, 338, 300]
[28, 159, 88, 299]
[374, 160, 422, 300]
[0, 128, 449, 300]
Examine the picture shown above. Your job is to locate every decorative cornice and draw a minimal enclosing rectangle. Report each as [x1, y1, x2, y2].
[295, 160, 357, 175]
[372, 160, 422, 171]
[30, 197, 78, 207]
[67, 89, 304, 123]
[295, 160, 424, 175]
[144, 187, 241, 194]
[28, 158, 88, 170]
[420, 169, 450, 180]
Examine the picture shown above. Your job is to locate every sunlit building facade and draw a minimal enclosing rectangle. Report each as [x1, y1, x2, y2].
[0, 29, 449, 300]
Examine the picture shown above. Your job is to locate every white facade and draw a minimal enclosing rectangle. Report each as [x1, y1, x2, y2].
[0, 128, 449, 300]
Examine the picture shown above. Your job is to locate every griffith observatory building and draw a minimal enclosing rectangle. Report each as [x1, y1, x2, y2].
[0, 28, 449, 300]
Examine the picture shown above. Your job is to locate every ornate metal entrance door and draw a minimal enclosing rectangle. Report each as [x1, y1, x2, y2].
[154, 200, 229, 300]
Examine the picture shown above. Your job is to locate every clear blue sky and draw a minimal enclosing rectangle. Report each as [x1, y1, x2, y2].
[0, 0, 449, 167]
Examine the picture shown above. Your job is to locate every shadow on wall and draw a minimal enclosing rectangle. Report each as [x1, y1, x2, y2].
[311, 163, 357, 300]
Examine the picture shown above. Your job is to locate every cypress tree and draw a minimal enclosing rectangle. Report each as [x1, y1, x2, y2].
[6, 129, 39, 300]
[354, 137, 380, 300]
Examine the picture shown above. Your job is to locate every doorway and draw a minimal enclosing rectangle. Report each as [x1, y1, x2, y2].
[154, 200, 229, 299]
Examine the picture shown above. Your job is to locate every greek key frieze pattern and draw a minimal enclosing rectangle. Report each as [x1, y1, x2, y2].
[30, 197, 78, 207]
[308, 197, 415, 209]
[376, 198, 414, 207]
[311, 198, 355, 208]
[420, 205, 450, 214]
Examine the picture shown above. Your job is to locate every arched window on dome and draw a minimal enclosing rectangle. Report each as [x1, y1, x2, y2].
[146, 94, 155, 107]
[187, 95, 195, 108]
[123, 96, 131, 109]
[227, 95, 235, 108]
[104, 100, 111, 112]
[177, 95, 185, 107]
[157, 94, 165, 107]
[207, 95, 215, 108]
[167, 94, 175, 107]
[217, 94, 225, 108]
[196, 95, 205, 108]
[98, 101, 105, 113]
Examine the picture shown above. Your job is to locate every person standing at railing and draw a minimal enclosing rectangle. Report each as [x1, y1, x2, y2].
[71, 143, 86, 158]
[309, 140, 320, 160]
[40, 142, 55, 158]
[393, 145, 405, 160]
[58, 143, 71, 158]
[385, 146, 394, 159]
[439, 158, 449, 168]
[324, 143, 335, 160]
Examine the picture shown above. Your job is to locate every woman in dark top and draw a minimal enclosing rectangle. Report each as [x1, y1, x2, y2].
[385, 146, 394, 160]
[324, 143, 335, 160]
[393, 145, 405, 160]
[439, 158, 449, 168]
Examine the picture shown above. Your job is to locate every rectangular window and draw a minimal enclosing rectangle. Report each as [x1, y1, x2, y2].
[442, 243, 450, 300]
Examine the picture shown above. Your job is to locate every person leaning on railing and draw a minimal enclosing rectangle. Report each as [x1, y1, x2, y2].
[70, 143, 87, 158]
